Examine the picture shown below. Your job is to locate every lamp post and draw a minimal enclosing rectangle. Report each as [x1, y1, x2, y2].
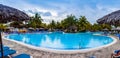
[0, 30, 4, 58]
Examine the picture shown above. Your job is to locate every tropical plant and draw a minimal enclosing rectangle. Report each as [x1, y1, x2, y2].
[25, 13, 111, 33]
[61, 14, 77, 30]
[91, 23, 102, 31]
[56, 22, 62, 29]
[28, 13, 43, 29]
[100, 24, 111, 30]
[0, 24, 7, 29]
[41, 23, 47, 29]
[77, 16, 92, 32]
[48, 20, 56, 31]
[10, 21, 23, 28]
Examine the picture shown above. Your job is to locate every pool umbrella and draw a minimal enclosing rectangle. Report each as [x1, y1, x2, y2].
[0, 4, 30, 58]
[97, 10, 120, 26]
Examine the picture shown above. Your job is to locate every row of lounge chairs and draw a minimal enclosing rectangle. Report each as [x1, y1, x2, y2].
[111, 34, 120, 58]
[116, 34, 120, 40]
[0, 46, 32, 58]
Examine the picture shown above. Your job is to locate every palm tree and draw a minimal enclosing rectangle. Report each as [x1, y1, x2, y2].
[48, 20, 56, 31]
[41, 23, 47, 29]
[10, 21, 23, 28]
[61, 14, 77, 32]
[28, 13, 43, 29]
[91, 23, 102, 31]
[100, 24, 111, 30]
[56, 22, 62, 29]
[0, 24, 7, 31]
[78, 16, 91, 32]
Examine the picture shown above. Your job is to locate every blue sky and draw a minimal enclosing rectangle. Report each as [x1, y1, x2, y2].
[0, 0, 120, 24]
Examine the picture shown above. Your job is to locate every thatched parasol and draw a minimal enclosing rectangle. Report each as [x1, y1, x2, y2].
[0, 4, 30, 23]
[68, 25, 77, 32]
[97, 10, 120, 26]
[0, 4, 30, 58]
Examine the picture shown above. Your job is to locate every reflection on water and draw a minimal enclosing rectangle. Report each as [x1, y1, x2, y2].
[40, 35, 64, 48]
[86, 38, 103, 48]
[22, 37, 29, 43]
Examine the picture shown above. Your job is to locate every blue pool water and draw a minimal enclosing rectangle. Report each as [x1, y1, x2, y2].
[6, 32, 113, 50]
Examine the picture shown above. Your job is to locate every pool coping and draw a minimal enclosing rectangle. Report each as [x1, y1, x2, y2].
[3, 35, 118, 54]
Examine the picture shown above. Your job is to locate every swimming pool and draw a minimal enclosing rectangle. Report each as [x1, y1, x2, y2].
[6, 32, 113, 50]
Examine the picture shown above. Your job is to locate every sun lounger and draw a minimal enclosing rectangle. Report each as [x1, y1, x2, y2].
[0, 49, 16, 58]
[89, 56, 96, 58]
[0, 46, 10, 51]
[111, 50, 120, 58]
[13, 53, 31, 58]
[116, 34, 120, 40]
[114, 50, 120, 54]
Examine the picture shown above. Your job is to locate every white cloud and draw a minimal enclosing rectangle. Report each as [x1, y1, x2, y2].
[1, 0, 120, 24]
